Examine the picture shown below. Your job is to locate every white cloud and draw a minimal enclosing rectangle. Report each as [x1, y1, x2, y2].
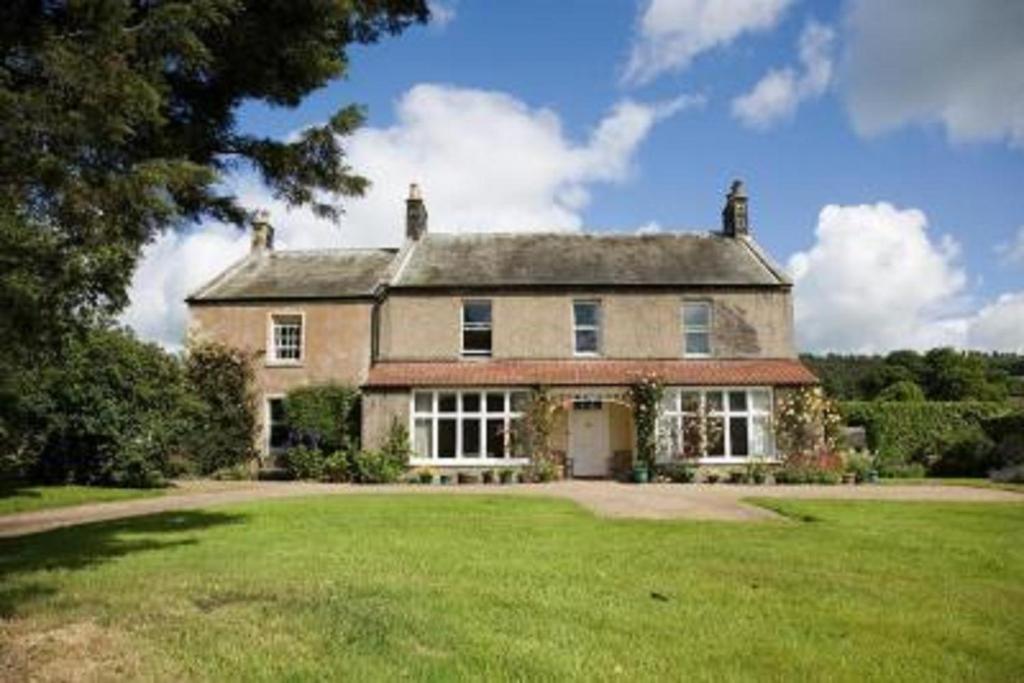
[732, 21, 835, 129]
[123, 84, 698, 348]
[428, 1, 457, 29]
[787, 202, 969, 352]
[844, 0, 1024, 148]
[997, 226, 1024, 266]
[624, 0, 793, 85]
[967, 293, 1024, 353]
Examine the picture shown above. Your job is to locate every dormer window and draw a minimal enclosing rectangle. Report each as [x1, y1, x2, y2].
[270, 313, 303, 363]
[461, 300, 492, 356]
[573, 300, 601, 356]
[683, 302, 711, 357]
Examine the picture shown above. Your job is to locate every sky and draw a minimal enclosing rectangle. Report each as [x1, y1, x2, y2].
[124, 0, 1024, 354]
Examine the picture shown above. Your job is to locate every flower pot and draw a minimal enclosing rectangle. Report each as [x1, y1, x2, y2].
[632, 464, 649, 484]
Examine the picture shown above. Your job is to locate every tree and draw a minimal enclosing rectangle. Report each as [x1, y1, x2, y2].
[876, 380, 926, 402]
[923, 348, 1009, 401]
[0, 0, 428, 358]
[0, 0, 428, 450]
[13, 328, 194, 487]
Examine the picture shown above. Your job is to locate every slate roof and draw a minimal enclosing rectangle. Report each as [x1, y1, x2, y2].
[364, 359, 817, 388]
[392, 232, 789, 288]
[188, 249, 398, 302]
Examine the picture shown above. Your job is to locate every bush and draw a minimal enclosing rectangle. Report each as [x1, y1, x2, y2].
[350, 449, 403, 483]
[843, 450, 875, 482]
[984, 413, 1024, 471]
[841, 401, 1011, 470]
[322, 451, 351, 483]
[284, 384, 360, 453]
[210, 463, 253, 481]
[185, 341, 259, 475]
[775, 450, 844, 485]
[928, 428, 996, 477]
[876, 380, 925, 402]
[21, 328, 193, 487]
[282, 445, 326, 481]
[655, 461, 695, 483]
[879, 462, 927, 479]
[990, 464, 1024, 484]
[527, 459, 559, 482]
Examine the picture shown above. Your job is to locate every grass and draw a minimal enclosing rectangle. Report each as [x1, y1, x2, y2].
[0, 484, 162, 516]
[1, 496, 1022, 681]
[879, 477, 1024, 493]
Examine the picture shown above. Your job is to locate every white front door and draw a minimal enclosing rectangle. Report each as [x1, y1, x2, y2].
[569, 403, 611, 477]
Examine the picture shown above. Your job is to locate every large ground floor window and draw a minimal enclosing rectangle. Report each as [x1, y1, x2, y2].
[411, 389, 530, 462]
[658, 387, 774, 461]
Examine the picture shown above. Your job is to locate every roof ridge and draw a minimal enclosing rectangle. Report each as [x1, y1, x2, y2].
[423, 230, 721, 239]
[272, 247, 399, 256]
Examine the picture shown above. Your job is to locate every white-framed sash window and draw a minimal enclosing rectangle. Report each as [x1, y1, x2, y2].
[461, 300, 493, 357]
[269, 313, 304, 364]
[682, 302, 711, 357]
[658, 387, 774, 462]
[410, 389, 530, 464]
[573, 300, 601, 356]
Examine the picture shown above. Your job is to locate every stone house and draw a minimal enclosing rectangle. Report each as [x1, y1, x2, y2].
[186, 181, 816, 476]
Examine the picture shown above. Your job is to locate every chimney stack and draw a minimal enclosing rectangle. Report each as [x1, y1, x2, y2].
[722, 179, 749, 238]
[251, 210, 274, 253]
[406, 183, 428, 240]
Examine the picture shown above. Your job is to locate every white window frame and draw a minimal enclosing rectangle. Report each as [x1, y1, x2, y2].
[267, 311, 305, 366]
[682, 301, 712, 358]
[573, 299, 602, 357]
[265, 394, 287, 456]
[460, 300, 493, 357]
[409, 389, 530, 466]
[657, 386, 775, 464]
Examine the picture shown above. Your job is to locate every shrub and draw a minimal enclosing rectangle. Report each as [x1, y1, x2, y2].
[984, 413, 1024, 471]
[282, 445, 326, 481]
[876, 380, 926, 402]
[350, 450, 403, 484]
[628, 374, 665, 469]
[879, 462, 927, 479]
[380, 417, 412, 467]
[655, 461, 695, 483]
[843, 450, 875, 482]
[322, 451, 351, 483]
[775, 450, 845, 485]
[284, 384, 360, 453]
[928, 428, 996, 477]
[527, 459, 559, 483]
[22, 328, 193, 487]
[841, 401, 1011, 470]
[184, 341, 259, 475]
[990, 464, 1024, 484]
[210, 463, 253, 481]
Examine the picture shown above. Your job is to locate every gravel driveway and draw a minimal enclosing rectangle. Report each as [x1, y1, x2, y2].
[1, 479, 1019, 538]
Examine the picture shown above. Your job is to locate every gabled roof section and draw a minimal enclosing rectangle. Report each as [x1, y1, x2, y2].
[392, 232, 789, 289]
[188, 248, 398, 302]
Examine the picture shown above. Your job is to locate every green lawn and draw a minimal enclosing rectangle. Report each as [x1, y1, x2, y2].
[879, 477, 1024, 494]
[1, 496, 1022, 681]
[0, 484, 162, 516]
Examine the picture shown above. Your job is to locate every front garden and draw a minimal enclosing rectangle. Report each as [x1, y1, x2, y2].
[1, 495, 1021, 680]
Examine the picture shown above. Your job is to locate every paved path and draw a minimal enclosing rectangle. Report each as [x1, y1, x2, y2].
[0, 480, 1019, 538]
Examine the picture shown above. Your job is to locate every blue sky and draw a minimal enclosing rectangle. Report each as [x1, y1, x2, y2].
[126, 0, 1024, 352]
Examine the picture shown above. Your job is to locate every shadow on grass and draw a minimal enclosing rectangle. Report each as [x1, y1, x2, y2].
[0, 509, 247, 618]
[0, 483, 43, 500]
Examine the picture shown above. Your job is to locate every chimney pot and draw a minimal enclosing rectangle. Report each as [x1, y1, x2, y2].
[722, 179, 750, 238]
[251, 210, 274, 253]
[406, 182, 428, 240]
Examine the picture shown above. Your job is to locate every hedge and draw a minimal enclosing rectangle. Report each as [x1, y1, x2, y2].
[840, 401, 1014, 467]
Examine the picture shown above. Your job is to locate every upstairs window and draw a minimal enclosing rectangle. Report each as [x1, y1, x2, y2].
[573, 300, 601, 356]
[462, 300, 492, 356]
[682, 302, 711, 357]
[271, 314, 303, 362]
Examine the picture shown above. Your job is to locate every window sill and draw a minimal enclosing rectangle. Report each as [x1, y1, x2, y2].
[409, 458, 530, 468]
[266, 360, 304, 368]
[683, 353, 712, 359]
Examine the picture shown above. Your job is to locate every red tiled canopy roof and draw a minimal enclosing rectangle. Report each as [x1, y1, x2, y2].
[364, 359, 818, 388]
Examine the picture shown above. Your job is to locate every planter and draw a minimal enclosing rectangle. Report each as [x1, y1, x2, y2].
[866, 469, 879, 484]
[632, 464, 649, 484]
[439, 474, 453, 485]
[842, 472, 857, 485]
[498, 469, 516, 485]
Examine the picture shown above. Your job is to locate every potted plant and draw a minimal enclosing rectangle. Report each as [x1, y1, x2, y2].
[457, 471, 481, 485]
[416, 468, 435, 484]
[632, 462, 649, 484]
[439, 473, 453, 485]
[498, 468, 516, 484]
[481, 469, 496, 484]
